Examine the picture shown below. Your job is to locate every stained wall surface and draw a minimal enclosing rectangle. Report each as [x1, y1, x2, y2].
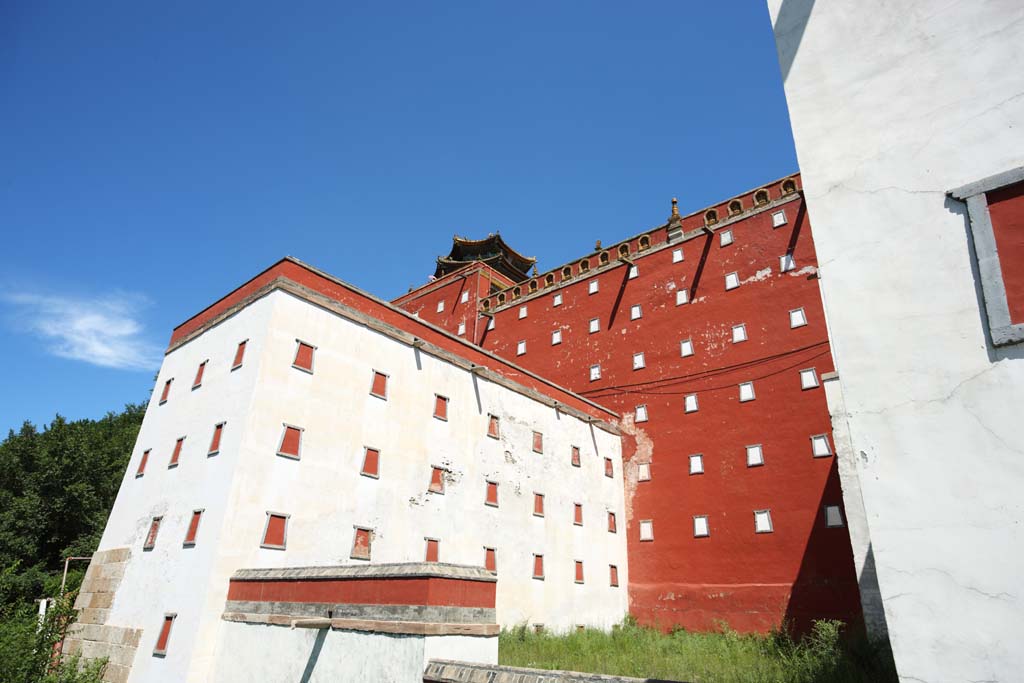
[767, 1, 1024, 680]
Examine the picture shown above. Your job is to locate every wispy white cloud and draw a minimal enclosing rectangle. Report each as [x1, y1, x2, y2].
[3, 291, 161, 371]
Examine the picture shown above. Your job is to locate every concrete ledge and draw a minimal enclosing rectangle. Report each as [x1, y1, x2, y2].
[230, 562, 497, 583]
[224, 599, 495, 624]
[424, 660, 687, 683]
[222, 612, 499, 636]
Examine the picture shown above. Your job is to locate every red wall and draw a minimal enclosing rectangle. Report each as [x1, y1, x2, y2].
[986, 181, 1024, 325]
[395, 177, 863, 634]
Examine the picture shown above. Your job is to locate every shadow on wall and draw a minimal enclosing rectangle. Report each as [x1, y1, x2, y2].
[772, 0, 816, 83]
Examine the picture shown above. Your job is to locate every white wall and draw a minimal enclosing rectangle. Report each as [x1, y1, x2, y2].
[767, 2, 1024, 681]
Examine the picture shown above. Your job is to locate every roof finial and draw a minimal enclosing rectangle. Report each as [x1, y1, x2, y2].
[532, 265, 538, 277]
[671, 197, 679, 217]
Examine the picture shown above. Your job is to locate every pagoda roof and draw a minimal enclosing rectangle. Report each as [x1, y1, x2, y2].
[435, 233, 536, 282]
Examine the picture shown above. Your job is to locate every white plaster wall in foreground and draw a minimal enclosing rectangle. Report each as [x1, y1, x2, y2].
[767, 2, 1024, 681]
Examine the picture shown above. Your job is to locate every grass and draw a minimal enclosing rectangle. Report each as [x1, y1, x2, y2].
[498, 619, 897, 683]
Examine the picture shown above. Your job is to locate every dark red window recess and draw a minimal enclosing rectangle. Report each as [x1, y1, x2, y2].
[143, 517, 162, 550]
[192, 361, 207, 389]
[183, 510, 203, 547]
[425, 538, 440, 563]
[136, 449, 151, 478]
[484, 547, 497, 572]
[361, 447, 380, 478]
[208, 423, 224, 456]
[533, 493, 545, 517]
[487, 415, 500, 439]
[169, 437, 185, 468]
[485, 481, 499, 507]
[277, 425, 302, 460]
[370, 370, 389, 399]
[575, 560, 585, 584]
[571, 446, 581, 467]
[292, 341, 315, 373]
[159, 379, 172, 405]
[429, 467, 446, 494]
[153, 613, 176, 656]
[532, 431, 543, 454]
[609, 565, 620, 587]
[351, 527, 372, 560]
[533, 554, 544, 580]
[261, 513, 288, 549]
[573, 503, 583, 526]
[604, 457, 614, 478]
[608, 511, 617, 533]
[434, 395, 449, 421]
[232, 340, 247, 370]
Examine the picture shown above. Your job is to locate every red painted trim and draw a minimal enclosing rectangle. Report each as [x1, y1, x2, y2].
[226, 575, 496, 608]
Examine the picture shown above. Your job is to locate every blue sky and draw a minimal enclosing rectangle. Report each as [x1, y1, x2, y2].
[0, 1, 796, 434]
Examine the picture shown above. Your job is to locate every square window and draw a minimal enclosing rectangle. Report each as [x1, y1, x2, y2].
[639, 519, 654, 542]
[169, 437, 185, 468]
[292, 340, 315, 373]
[739, 382, 756, 402]
[608, 512, 617, 533]
[429, 466, 446, 494]
[361, 447, 380, 478]
[136, 449, 150, 478]
[575, 560, 585, 583]
[693, 515, 710, 537]
[487, 317, 495, 331]
[800, 368, 820, 389]
[460, 291, 469, 304]
[370, 371, 389, 399]
[589, 364, 601, 381]
[780, 254, 796, 272]
[553, 292, 563, 307]
[153, 614, 176, 657]
[672, 248, 684, 263]
[573, 503, 583, 526]
[436, 300, 445, 313]
[680, 339, 694, 357]
[457, 322, 466, 336]
[772, 210, 787, 227]
[351, 527, 372, 560]
[533, 554, 545, 579]
[261, 512, 289, 549]
[487, 414, 500, 439]
[746, 444, 764, 467]
[725, 272, 740, 290]
[635, 404, 648, 422]
[425, 538, 440, 563]
[532, 431, 543, 454]
[434, 394, 449, 421]
[732, 324, 748, 343]
[516, 340, 526, 356]
[143, 517, 161, 550]
[485, 481, 499, 507]
[684, 394, 699, 413]
[183, 509, 203, 547]
[533, 493, 545, 517]
[277, 425, 302, 460]
[192, 360, 207, 389]
[571, 445, 581, 467]
[589, 280, 599, 294]
[604, 457, 614, 478]
[551, 329, 562, 345]
[484, 547, 497, 572]
[232, 340, 247, 370]
[754, 509, 773, 533]
[609, 565, 620, 587]
[208, 423, 224, 456]
[518, 305, 528, 319]
[159, 379, 172, 405]
[589, 318, 600, 333]
[628, 265, 638, 279]
[630, 304, 642, 320]
[825, 505, 845, 528]
[633, 352, 645, 370]
[720, 229, 734, 247]
[689, 454, 704, 475]
[790, 308, 807, 328]
[811, 434, 833, 457]
[637, 462, 651, 481]
[676, 289, 689, 306]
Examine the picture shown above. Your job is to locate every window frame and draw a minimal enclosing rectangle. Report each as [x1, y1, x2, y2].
[276, 423, 304, 460]
[790, 307, 808, 328]
[719, 229, 734, 247]
[183, 509, 204, 548]
[361, 446, 381, 479]
[291, 339, 317, 374]
[152, 613, 177, 657]
[693, 515, 710, 538]
[746, 444, 764, 468]
[725, 272, 740, 290]
[824, 505, 846, 528]
[754, 509, 774, 534]
[260, 511, 290, 550]
[689, 453, 704, 475]
[369, 370, 390, 400]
